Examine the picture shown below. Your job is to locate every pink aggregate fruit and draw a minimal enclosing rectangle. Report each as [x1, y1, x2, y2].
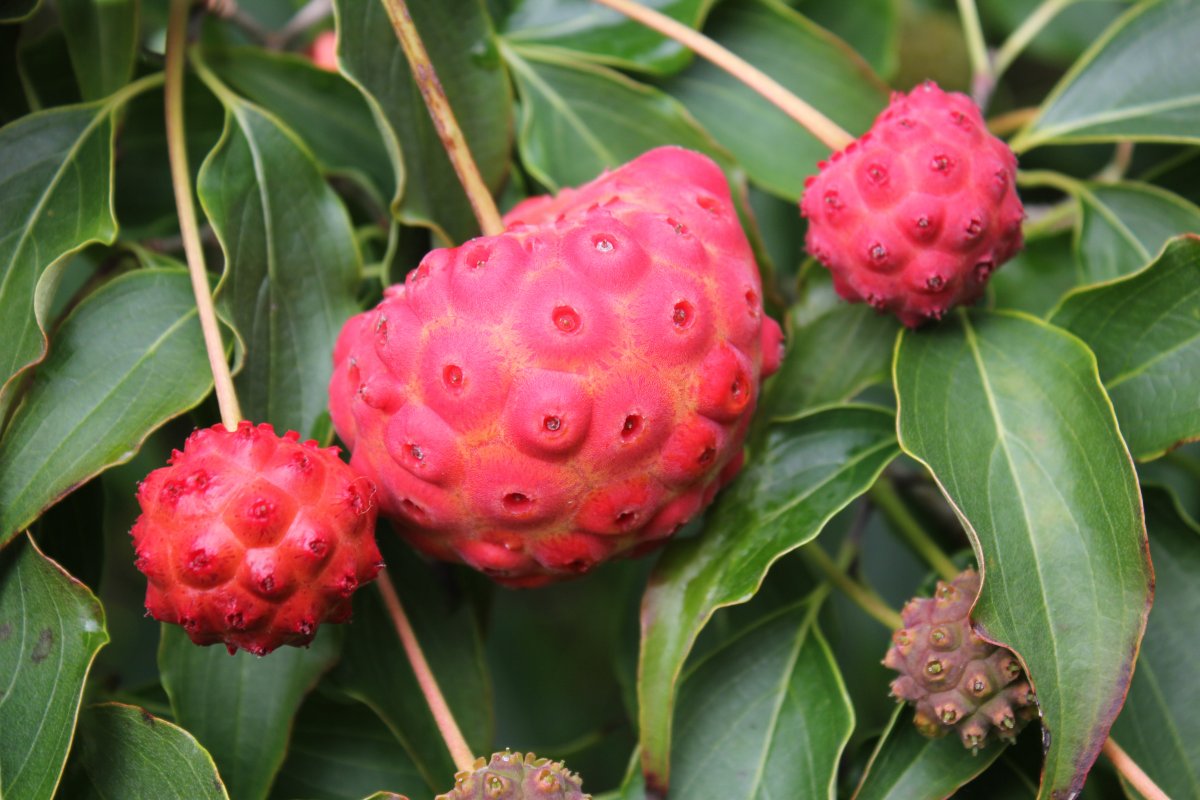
[329, 146, 783, 587]
[800, 81, 1025, 327]
[131, 421, 381, 655]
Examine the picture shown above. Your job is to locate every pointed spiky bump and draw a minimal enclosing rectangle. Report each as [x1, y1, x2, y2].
[882, 569, 1038, 750]
[329, 147, 783, 587]
[800, 82, 1024, 327]
[436, 751, 590, 799]
[131, 421, 381, 655]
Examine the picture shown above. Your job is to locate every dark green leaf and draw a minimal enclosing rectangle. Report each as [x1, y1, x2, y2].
[639, 406, 899, 790]
[334, 0, 512, 244]
[196, 64, 363, 439]
[0, 78, 160, 416]
[798, 0, 900, 78]
[0, 269, 213, 547]
[269, 692, 425, 800]
[30, 477, 105, 592]
[893, 310, 1152, 799]
[1049, 235, 1200, 460]
[1012, 0, 1200, 152]
[987, 232, 1078, 317]
[660, 0, 887, 200]
[979, 0, 1127, 66]
[500, 0, 708, 75]
[760, 304, 897, 421]
[672, 601, 852, 799]
[0, 0, 39, 23]
[62, 703, 229, 800]
[852, 705, 1007, 800]
[202, 45, 394, 208]
[159, 624, 342, 800]
[0, 536, 108, 799]
[503, 43, 726, 191]
[330, 538, 492, 794]
[1109, 486, 1200, 798]
[59, 0, 138, 100]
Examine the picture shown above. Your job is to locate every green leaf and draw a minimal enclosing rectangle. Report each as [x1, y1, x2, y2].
[502, 43, 726, 191]
[334, 0, 512, 245]
[202, 45, 394, 208]
[671, 601, 852, 800]
[196, 64, 363, 439]
[659, 0, 887, 200]
[500, 0, 709, 75]
[0, 0, 38, 24]
[159, 624, 342, 800]
[760, 304, 897, 421]
[0, 77, 160, 417]
[0, 535, 108, 800]
[987, 232, 1079, 317]
[329, 538, 492, 795]
[638, 406, 899, 791]
[1049, 236, 1200, 460]
[62, 703, 229, 800]
[0, 269, 213, 546]
[799, 0, 900, 79]
[893, 310, 1153, 799]
[59, 0, 138, 100]
[1108, 486, 1200, 798]
[1012, 0, 1200, 152]
[269, 692, 426, 800]
[852, 705, 1007, 800]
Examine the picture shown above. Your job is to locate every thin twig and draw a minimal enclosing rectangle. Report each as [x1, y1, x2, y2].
[869, 479, 960, 582]
[992, 0, 1077, 81]
[375, 570, 475, 774]
[378, 0, 504, 237]
[801, 544, 904, 630]
[1102, 738, 1171, 800]
[166, 0, 242, 431]
[591, 0, 853, 151]
[955, 0, 993, 107]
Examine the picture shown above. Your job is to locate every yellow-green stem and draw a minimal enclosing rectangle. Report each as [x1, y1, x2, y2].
[166, 0, 242, 431]
[378, 0, 503, 237]
[992, 0, 1076, 81]
[869, 479, 959, 582]
[591, 0, 853, 151]
[802, 544, 904, 630]
[955, 0, 992, 96]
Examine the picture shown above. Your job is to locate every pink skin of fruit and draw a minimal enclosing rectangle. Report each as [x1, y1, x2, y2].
[329, 146, 784, 587]
[800, 81, 1025, 328]
[306, 31, 338, 73]
[131, 421, 381, 655]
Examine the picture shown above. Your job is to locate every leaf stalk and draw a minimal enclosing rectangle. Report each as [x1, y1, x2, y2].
[801, 543, 904, 630]
[1101, 738, 1170, 800]
[869, 479, 960, 582]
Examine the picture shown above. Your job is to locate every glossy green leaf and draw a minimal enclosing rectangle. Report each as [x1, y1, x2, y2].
[1050, 236, 1200, 460]
[893, 310, 1152, 799]
[799, 0, 900, 78]
[672, 601, 852, 800]
[330, 538, 492, 794]
[500, 0, 708, 75]
[987, 232, 1080, 317]
[202, 45, 393, 208]
[503, 43, 726, 191]
[59, 0, 138, 100]
[0, 77, 160, 416]
[1108, 486, 1200, 798]
[62, 703, 229, 800]
[852, 705, 1006, 800]
[1012, 0, 1200, 152]
[0, 0, 38, 23]
[159, 624, 342, 800]
[196, 65, 362, 440]
[0, 269, 212, 546]
[334, 0, 512, 244]
[760, 304, 897, 421]
[0, 536, 108, 800]
[660, 0, 887, 200]
[639, 406, 899, 791]
[269, 692, 425, 800]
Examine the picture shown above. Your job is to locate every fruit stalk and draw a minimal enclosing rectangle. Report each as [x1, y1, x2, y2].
[378, 0, 504, 237]
[954, 0, 992, 103]
[1101, 738, 1170, 800]
[869, 479, 959, 581]
[165, 0, 243, 430]
[375, 569, 475, 773]
[590, 0, 853, 151]
[801, 543, 903, 630]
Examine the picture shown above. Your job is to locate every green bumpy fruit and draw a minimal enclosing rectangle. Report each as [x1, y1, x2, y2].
[436, 752, 590, 800]
[884, 569, 1038, 752]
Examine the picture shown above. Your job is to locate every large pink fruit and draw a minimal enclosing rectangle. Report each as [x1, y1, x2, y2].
[330, 147, 783, 587]
[800, 82, 1025, 327]
[131, 421, 381, 655]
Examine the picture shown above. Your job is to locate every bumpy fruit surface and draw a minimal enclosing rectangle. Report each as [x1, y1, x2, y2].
[131, 421, 381, 655]
[800, 82, 1024, 327]
[437, 752, 589, 800]
[884, 569, 1038, 751]
[329, 147, 783, 587]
